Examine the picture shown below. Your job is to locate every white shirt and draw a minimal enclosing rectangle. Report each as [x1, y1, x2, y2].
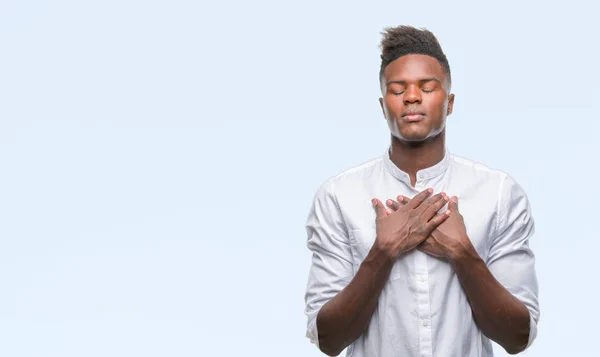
[304, 149, 539, 357]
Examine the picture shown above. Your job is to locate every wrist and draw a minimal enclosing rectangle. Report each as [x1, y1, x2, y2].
[448, 237, 479, 264]
[359, 245, 395, 281]
[370, 235, 407, 267]
[371, 238, 397, 263]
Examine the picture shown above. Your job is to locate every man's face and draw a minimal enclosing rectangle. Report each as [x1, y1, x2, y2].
[379, 54, 454, 143]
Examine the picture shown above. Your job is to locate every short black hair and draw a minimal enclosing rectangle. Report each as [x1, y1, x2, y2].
[379, 26, 451, 87]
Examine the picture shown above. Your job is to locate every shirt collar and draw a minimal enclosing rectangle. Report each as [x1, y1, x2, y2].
[383, 147, 451, 185]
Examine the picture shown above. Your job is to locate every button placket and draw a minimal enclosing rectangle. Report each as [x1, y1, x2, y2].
[415, 252, 433, 357]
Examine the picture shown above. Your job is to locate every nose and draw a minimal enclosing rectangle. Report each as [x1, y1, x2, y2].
[403, 85, 422, 104]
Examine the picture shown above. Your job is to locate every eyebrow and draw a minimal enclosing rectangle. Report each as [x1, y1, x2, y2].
[385, 78, 442, 86]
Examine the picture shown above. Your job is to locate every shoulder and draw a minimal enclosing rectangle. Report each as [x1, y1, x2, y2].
[448, 153, 530, 198]
[452, 154, 527, 195]
[449, 153, 512, 184]
[314, 155, 385, 197]
[449, 153, 532, 232]
[448, 152, 531, 209]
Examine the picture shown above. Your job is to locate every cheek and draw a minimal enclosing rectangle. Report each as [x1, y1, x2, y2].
[384, 96, 403, 116]
[428, 96, 447, 116]
[441, 98, 449, 113]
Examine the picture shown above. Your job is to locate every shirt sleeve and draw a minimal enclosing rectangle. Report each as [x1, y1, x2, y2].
[487, 174, 540, 350]
[304, 179, 353, 349]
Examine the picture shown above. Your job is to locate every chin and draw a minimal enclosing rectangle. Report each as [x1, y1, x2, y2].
[391, 128, 444, 144]
[396, 128, 431, 142]
[387, 119, 443, 143]
[394, 134, 429, 143]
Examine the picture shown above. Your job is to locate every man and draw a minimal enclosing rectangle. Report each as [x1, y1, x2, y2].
[303, 26, 539, 357]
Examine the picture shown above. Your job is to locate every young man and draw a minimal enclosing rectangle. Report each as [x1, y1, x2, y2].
[303, 26, 539, 357]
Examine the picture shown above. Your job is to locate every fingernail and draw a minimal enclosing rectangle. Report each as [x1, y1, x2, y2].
[446, 210, 451, 215]
[427, 188, 433, 193]
[372, 199, 377, 207]
[386, 199, 392, 205]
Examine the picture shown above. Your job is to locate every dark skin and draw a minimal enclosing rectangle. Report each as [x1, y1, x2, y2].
[316, 189, 451, 356]
[386, 196, 531, 355]
[379, 53, 454, 187]
[316, 54, 530, 355]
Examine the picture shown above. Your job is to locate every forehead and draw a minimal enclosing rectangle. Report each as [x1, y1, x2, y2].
[383, 54, 446, 84]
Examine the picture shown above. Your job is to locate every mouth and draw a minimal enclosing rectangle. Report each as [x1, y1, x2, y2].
[401, 113, 425, 122]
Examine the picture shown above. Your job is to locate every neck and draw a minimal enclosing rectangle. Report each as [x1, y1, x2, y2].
[389, 131, 446, 187]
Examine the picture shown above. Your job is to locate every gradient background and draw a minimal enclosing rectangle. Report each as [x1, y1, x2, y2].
[0, 1, 597, 356]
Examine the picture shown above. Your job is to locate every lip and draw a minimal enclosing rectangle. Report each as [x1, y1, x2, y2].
[402, 113, 425, 122]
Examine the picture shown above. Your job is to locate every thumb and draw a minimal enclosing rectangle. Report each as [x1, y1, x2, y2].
[449, 196, 459, 212]
[372, 198, 387, 219]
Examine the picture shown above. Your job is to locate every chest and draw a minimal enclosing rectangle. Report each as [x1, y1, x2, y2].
[338, 178, 498, 269]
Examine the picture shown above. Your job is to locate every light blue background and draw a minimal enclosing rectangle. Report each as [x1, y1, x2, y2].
[0, 1, 596, 356]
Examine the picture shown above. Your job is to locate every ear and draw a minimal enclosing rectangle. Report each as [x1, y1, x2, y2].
[446, 93, 455, 116]
[379, 97, 385, 118]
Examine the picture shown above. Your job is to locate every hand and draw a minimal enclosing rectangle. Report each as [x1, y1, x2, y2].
[386, 194, 471, 260]
[371, 188, 451, 261]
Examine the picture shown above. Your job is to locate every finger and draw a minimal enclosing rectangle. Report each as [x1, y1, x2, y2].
[407, 188, 433, 209]
[397, 195, 409, 205]
[372, 198, 387, 219]
[449, 196, 459, 212]
[420, 193, 450, 221]
[418, 237, 433, 250]
[385, 199, 402, 211]
[415, 192, 445, 215]
[423, 210, 451, 234]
